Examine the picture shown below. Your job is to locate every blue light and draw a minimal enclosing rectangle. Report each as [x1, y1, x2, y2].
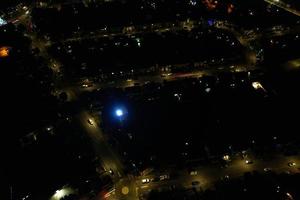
[208, 19, 214, 26]
[0, 17, 7, 26]
[115, 109, 124, 117]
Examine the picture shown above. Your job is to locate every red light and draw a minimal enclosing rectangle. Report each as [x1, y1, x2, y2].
[227, 4, 234, 14]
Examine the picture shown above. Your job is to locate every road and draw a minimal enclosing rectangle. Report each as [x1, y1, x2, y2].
[136, 153, 300, 198]
[78, 112, 140, 200]
[265, 0, 300, 17]
[8, 4, 63, 76]
[68, 92, 138, 200]
[78, 111, 124, 176]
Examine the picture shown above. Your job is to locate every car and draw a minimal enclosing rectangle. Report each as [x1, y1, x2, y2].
[288, 162, 296, 167]
[46, 126, 53, 131]
[142, 178, 150, 184]
[159, 174, 169, 181]
[189, 170, 198, 176]
[264, 168, 272, 172]
[245, 160, 253, 164]
[221, 175, 230, 181]
[87, 119, 94, 125]
[109, 169, 114, 175]
[81, 83, 93, 88]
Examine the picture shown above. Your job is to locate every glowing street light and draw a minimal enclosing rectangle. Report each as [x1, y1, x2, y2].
[252, 81, 263, 90]
[286, 192, 294, 200]
[0, 17, 7, 26]
[51, 187, 76, 200]
[54, 190, 65, 199]
[115, 109, 124, 117]
[0, 47, 10, 58]
[223, 155, 230, 161]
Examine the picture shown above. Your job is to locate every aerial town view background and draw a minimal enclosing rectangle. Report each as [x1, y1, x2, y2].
[1, 0, 300, 200]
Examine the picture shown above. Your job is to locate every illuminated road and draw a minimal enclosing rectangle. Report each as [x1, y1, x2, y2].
[61, 21, 192, 44]
[72, 104, 138, 200]
[136, 154, 300, 198]
[64, 82, 138, 200]
[60, 63, 247, 97]
[264, 0, 300, 17]
[78, 111, 124, 176]
[214, 21, 258, 67]
[8, 4, 63, 76]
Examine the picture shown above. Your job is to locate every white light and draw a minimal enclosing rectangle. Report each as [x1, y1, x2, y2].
[116, 109, 124, 117]
[286, 192, 294, 199]
[223, 155, 230, 161]
[136, 38, 141, 47]
[252, 82, 263, 90]
[54, 189, 66, 199]
[189, 0, 197, 6]
[205, 88, 211, 93]
[51, 187, 75, 200]
[0, 17, 7, 26]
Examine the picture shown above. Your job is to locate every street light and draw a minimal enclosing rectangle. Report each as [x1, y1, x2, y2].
[0, 17, 7, 26]
[286, 192, 294, 200]
[51, 187, 75, 200]
[54, 190, 65, 199]
[115, 109, 124, 117]
[252, 81, 263, 90]
[0, 46, 10, 57]
[223, 155, 230, 161]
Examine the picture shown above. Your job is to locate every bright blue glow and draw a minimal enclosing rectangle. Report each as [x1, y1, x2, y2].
[0, 17, 7, 26]
[115, 109, 124, 117]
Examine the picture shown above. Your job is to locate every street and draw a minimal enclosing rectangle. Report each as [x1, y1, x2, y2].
[136, 154, 300, 198]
